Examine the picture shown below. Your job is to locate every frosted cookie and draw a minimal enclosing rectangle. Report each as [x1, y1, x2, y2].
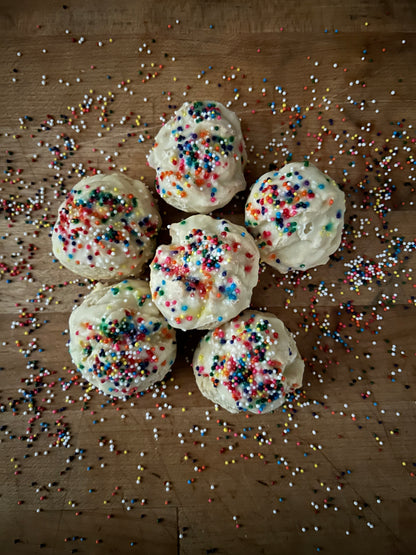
[149, 215, 259, 331]
[193, 310, 304, 414]
[245, 162, 345, 272]
[69, 279, 176, 398]
[147, 100, 247, 213]
[52, 174, 161, 281]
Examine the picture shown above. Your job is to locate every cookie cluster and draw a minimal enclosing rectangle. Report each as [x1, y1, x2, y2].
[53, 100, 346, 411]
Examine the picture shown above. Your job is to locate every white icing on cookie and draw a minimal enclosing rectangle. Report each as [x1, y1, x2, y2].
[245, 162, 345, 272]
[69, 279, 176, 398]
[52, 174, 161, 281]
[149, 215, 259, 330]
[193, 310, 304, 414]
[148, 101, 247, 213]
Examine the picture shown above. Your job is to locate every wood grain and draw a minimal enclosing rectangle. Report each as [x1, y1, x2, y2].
[0, 1, 415, 554]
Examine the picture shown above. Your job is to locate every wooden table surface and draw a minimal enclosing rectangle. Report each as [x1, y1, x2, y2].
[0, 1, 415, 553]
